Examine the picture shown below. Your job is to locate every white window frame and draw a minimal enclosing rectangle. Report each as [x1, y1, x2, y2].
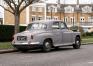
[82, 6, 92, 13]
[38, 7, 43, 12]
[88, 17, 93, 22]
[64, 6, 74, 13]
[70, 17, 75, 24]
[54, 16, 58, 20]
[32, 6, 36, 12]
[64, 17, 68, 23]
[48, 5, 57, 12]
[32, 15, 36, 21]
[46, 16, 51, 20]
[37, 16, 43, 20]
[80, 17, 85, 22]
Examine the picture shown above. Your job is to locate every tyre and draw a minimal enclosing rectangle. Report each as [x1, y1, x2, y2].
[73, 37, 81, 49]
[42, 40, 52, 52]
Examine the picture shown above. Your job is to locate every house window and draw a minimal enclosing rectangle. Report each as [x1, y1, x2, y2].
[32, 15, 36, 21]
[47, 16, 51, 20]
[80, 17, 85, 22]
[48, 6, 57, 12]
[88, 17, 93, 22]
[38, 7, 43, 12]
[52, 8, 57, 12]
[64, 17, 68, 23]
[82, 6, 92, 13]
[65, 6, 74, 13]
[37, 16, 43, 20]
[32, 6, 36, 12]
[54, 16, 58, 20]
[70, 17, 75, 25]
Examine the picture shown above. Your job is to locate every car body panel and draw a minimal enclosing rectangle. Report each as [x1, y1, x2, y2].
[12, 20, 81, 49]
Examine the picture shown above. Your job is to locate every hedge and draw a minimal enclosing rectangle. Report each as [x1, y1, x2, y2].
[0, 25, 26, 42]
[82, 32, 93, 37]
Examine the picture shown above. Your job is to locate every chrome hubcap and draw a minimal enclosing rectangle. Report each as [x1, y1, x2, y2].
[45, 42, 50, 48]
[76, 40, 80, 46]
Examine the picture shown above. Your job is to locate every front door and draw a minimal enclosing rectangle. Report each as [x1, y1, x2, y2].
[60, 22, 72, 44]
[52, 22, 62, 45]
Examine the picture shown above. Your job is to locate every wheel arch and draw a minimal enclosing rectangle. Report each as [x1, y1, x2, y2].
[76, 35, 80, 39]
[75, 35, 81, 41]
[73, 35, 81, 44]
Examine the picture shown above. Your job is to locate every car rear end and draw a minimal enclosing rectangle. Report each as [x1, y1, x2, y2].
[12, 31, 43, 50]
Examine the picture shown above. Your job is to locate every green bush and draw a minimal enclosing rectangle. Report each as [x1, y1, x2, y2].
[82, 32, 93, 37]
[86, 32, 93, 36]
[0, 25, 26, 41]
[70, 26, 78, 32]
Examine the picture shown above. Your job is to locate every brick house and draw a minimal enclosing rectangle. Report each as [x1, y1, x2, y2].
[3, 1, 93, 32]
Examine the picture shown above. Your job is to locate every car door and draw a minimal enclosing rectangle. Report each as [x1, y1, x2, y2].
[51, 22, 62, 46]
[60, 22, 72, 44]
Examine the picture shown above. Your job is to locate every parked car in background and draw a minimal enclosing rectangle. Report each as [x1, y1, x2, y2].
[12, 20, 81, 52]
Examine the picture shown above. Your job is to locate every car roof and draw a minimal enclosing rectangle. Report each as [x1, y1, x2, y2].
[30, 20, 63, 24]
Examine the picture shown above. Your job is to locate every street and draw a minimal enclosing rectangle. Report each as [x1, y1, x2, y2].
[0, 45, 93, 66]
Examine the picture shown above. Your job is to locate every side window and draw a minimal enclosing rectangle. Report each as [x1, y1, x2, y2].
[52, 22, 60, 29]
[60, 22, 66, 29]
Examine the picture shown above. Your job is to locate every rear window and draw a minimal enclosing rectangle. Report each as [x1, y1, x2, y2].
[26, 23, 47, 30]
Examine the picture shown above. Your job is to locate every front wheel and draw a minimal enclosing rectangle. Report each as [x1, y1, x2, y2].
[42, 40, 52, 52]
[73, 37, 81, 49]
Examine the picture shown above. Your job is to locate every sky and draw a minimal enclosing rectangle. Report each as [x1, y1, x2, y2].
[0, 0, 93, 18]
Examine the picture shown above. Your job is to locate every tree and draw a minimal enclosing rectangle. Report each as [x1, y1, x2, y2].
[0, 0, 39, 34]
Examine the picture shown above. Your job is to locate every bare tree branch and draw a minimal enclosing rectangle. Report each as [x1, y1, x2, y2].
[18, 0, 24, 7]
[0, 5, 14, 14]
[20, 0, 39, 13]
[1, 0, 40, 34]
[4, 0, 15, 12]
[10, 0, 16, 7]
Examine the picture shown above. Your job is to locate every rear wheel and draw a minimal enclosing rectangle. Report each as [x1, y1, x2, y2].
[42, 40, 52, 52]
[73, 37, 81, 49]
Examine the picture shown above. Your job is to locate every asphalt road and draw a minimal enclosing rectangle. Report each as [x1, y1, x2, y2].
[0, 45, 93, 66]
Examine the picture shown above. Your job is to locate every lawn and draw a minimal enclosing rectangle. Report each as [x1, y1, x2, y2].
[0, 42, 13, 49]
[81, 36, 93, 44]
[0, 36, 93, 49]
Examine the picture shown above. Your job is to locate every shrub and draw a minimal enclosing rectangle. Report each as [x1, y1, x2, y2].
[81, 32, 93, 37]
[70, 26, 78, 32]
[86, 32, 93, 36]
[0, 25, 26, 41]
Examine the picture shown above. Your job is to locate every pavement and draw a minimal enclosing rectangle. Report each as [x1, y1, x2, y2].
[0, 43, 93, 54]
[0, 49, 17, 54]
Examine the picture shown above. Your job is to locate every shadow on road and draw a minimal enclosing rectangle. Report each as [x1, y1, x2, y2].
[18, 47, 79, 54]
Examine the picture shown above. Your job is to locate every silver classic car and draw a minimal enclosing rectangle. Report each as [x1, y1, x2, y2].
[12, 20, 81, 52]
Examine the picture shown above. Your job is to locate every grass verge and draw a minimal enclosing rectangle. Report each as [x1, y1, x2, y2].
[0, 36, 93, 49]
[81, 36, 93, 44]
[0, 42, 13, 50]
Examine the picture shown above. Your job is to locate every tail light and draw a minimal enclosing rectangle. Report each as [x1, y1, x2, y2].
[31, 35, 33, 39]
